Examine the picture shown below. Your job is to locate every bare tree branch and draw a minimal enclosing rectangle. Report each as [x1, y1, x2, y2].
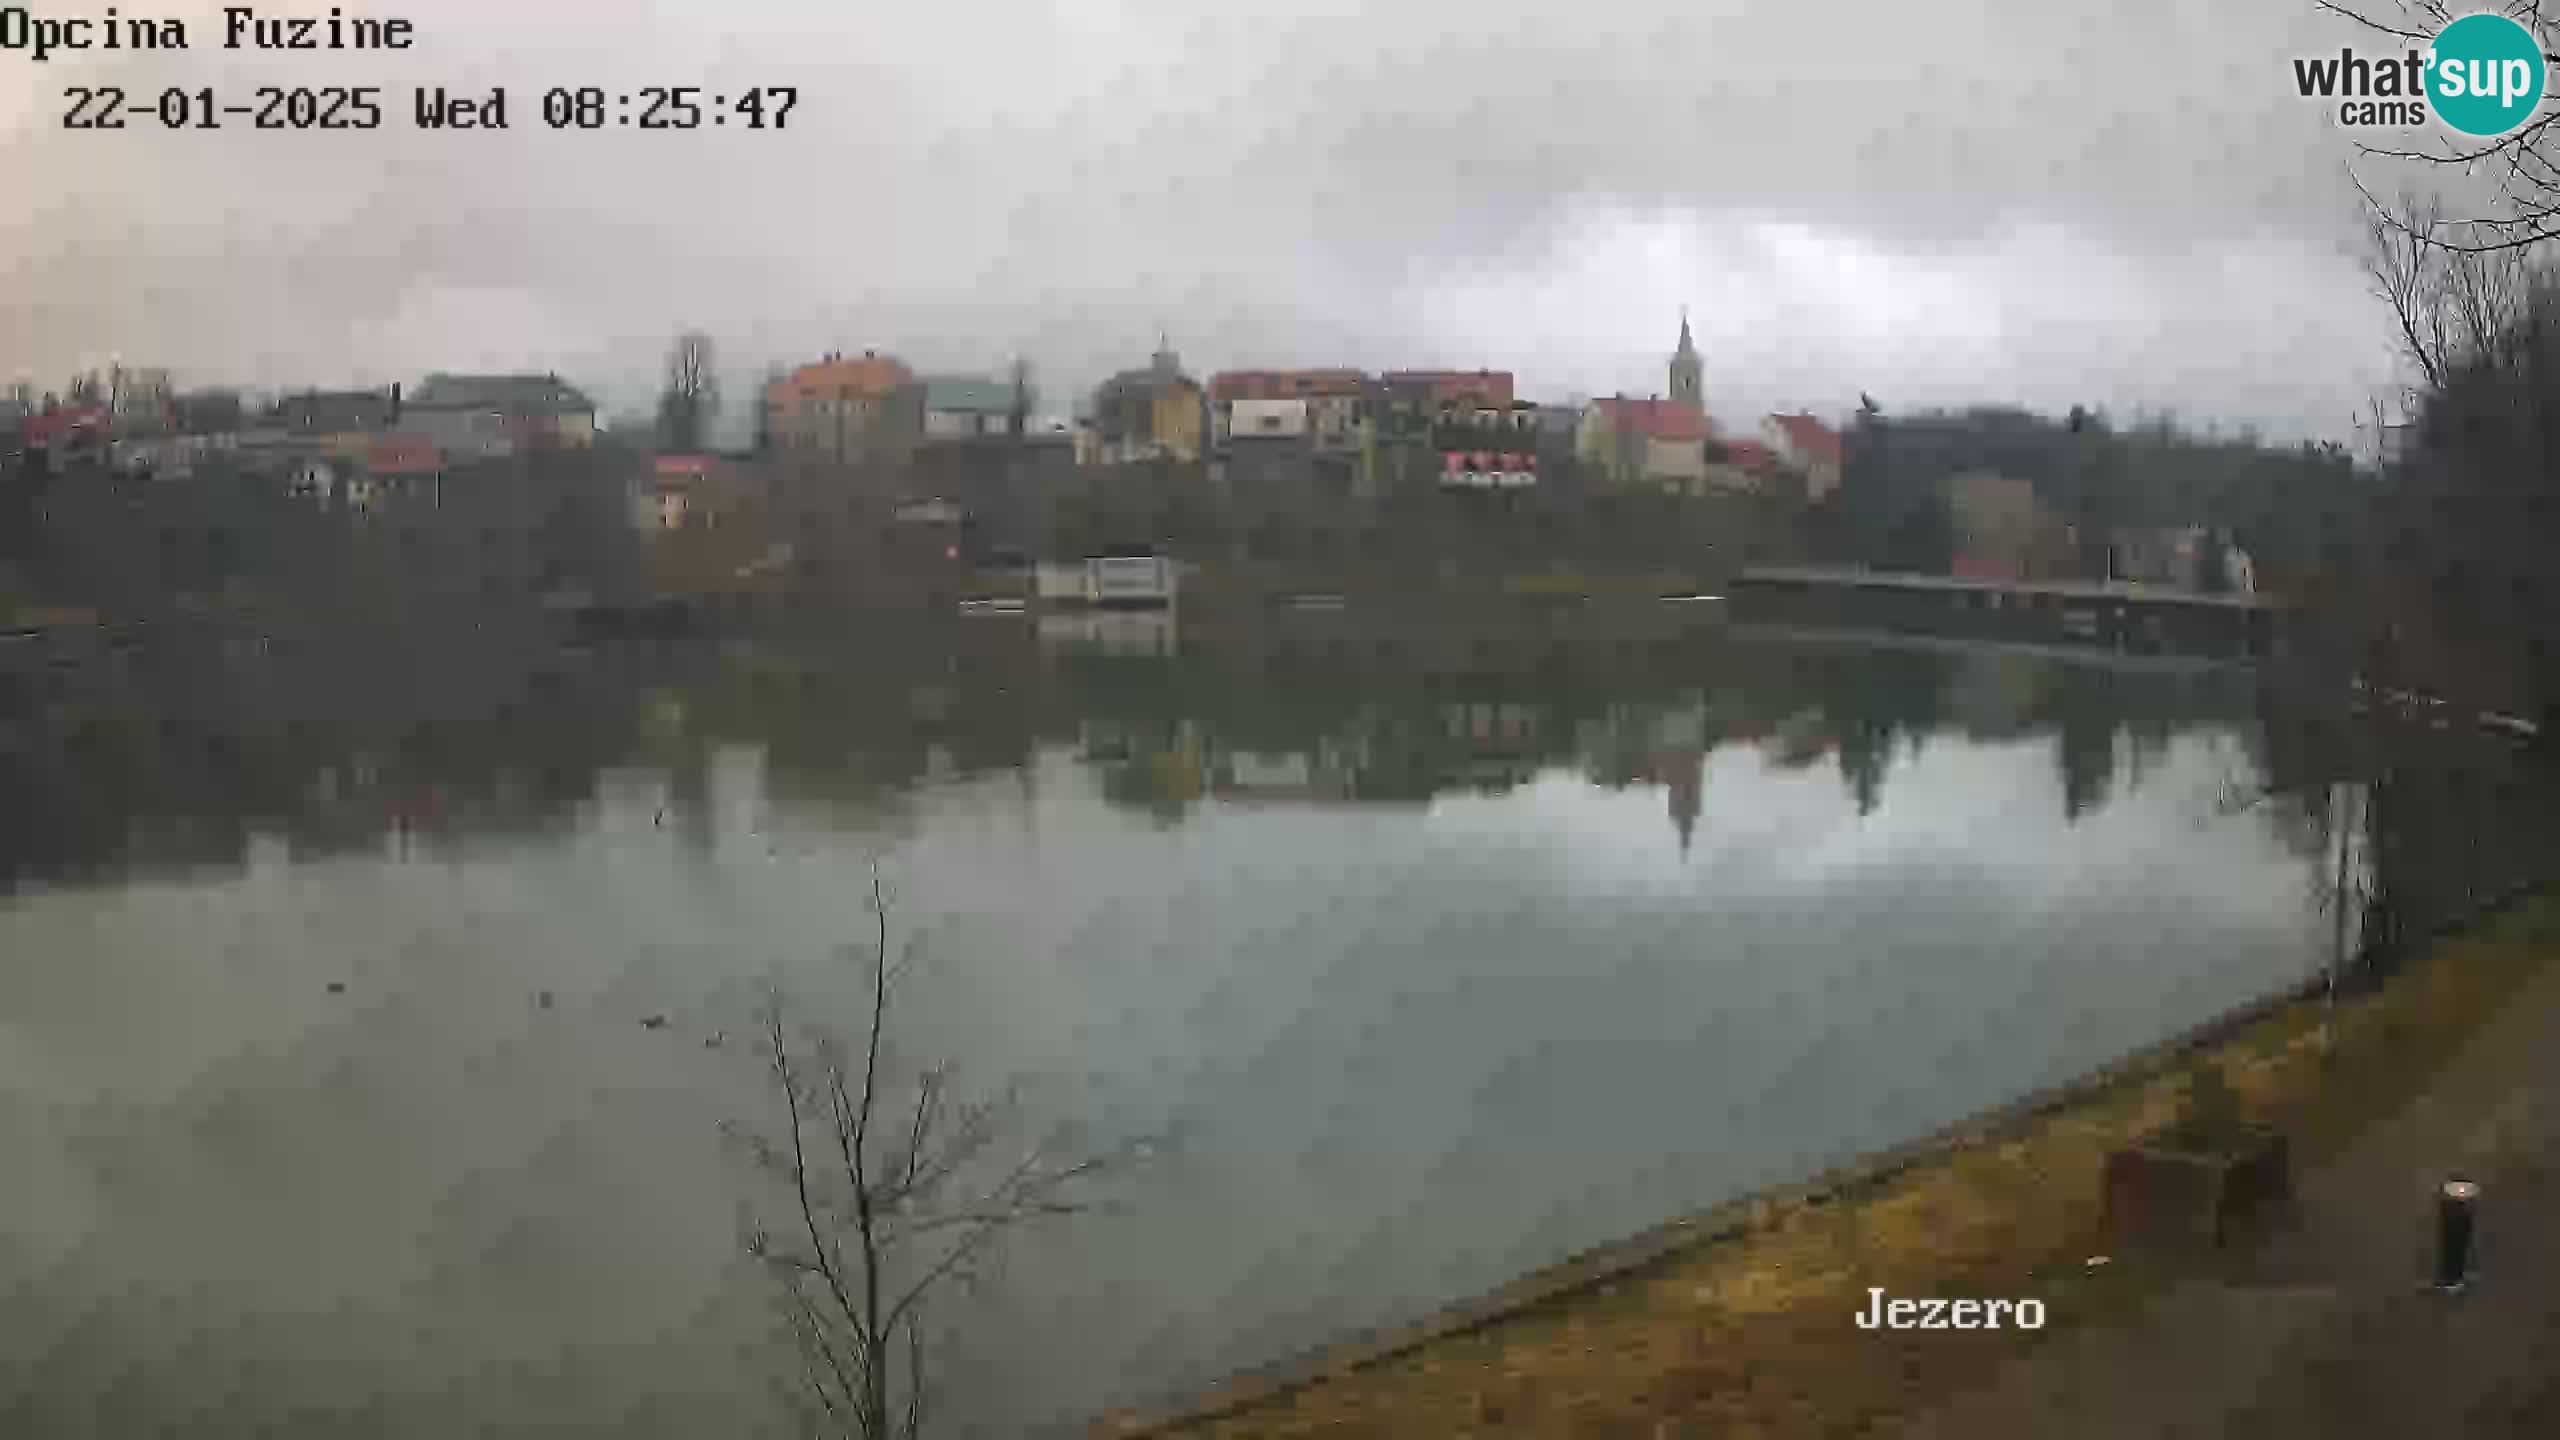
[898, 1064, 948, 1191]
[2360, 175, 2544, 387]
[732, 862, 1140, 1437]
[2315, 0, 2434, 40]
[780, 1273, 866, 1420]
[762, 996, 871, 1367]
[659, 331, 720, 453]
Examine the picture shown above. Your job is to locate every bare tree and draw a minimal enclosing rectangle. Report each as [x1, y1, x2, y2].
[659, 331, 721, 454]
[2328, 1, 2560, 253]
[2321, 118, 2560, 966]
[2364, 187, 2536, 387]
[729, 867, 1131, 1438]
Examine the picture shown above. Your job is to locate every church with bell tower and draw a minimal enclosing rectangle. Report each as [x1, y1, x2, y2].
[1668, 307, 1704, 418]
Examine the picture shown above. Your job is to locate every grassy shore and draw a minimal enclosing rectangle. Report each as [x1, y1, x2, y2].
[1101, 892, 2560, 1438]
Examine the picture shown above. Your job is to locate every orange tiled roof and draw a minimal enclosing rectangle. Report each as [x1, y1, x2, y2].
[771, 353, 913, 402]
[1768, 413, 1844, 465]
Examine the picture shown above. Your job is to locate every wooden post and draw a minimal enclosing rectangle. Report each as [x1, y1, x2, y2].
[2434, 1178, 2479, 1292]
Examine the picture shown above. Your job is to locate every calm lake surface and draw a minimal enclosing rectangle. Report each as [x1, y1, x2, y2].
[0, 617, 2332, 1435]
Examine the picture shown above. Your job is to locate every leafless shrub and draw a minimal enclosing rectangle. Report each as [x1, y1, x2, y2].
[727, 865, 1137, 1438]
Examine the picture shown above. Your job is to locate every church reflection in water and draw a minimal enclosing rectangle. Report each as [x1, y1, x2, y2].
[0, 595, 2291, 896]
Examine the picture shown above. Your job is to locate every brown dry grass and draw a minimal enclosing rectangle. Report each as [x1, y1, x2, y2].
[1107, 894, 2560, 1439]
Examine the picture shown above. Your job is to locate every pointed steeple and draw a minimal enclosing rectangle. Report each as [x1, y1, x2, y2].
[1668, 306, 1704, 417]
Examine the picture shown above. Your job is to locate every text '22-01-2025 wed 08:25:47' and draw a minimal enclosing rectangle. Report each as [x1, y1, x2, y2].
[57, 83, 801, 132]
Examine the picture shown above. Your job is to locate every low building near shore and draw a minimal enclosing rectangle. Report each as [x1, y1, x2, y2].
[1036, 551, 1178, 609]
[1949, 471, 2075, 582]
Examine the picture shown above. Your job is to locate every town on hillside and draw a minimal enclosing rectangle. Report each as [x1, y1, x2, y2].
[2, 315, 2348, 650]
[25, 0, 2560, 1434]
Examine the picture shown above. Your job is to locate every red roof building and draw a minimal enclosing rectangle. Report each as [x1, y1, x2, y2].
[23, 406, 109, 450]
[1588, 396, 1710, 443]
[770, 352, 913, 404]
[1719, 438, 1780, 474]
[1756, 413, 1846, 502]
[1382, 369, 1515, 409]
[1763, 413, 1844, 466]
[1208, 369, 1367, 403]
[764, 350, 921, 465]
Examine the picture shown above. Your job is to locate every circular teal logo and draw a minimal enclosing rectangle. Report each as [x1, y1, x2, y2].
[2429, 14, 2547, 136]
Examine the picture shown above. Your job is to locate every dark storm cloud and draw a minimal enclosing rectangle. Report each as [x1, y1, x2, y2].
[0, 0, 2418, 435]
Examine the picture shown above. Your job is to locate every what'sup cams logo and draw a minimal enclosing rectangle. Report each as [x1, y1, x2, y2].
[2295, 12, 2549, 135]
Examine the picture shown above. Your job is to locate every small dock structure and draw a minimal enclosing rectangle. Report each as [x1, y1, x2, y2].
[1035, 550, 1178, 612]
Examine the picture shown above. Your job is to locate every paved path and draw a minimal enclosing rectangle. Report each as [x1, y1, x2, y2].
[1897, 964, 2560, 1438]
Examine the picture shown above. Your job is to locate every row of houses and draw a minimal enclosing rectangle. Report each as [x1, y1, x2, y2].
[6, 372, 606, 535]
[751, 316, 1848, 505]
[9, 330, 1842, 601]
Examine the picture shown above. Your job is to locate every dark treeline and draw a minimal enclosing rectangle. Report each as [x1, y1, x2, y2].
[0, 615, 637, 890]
[2375, 277, 2560, 726]
[0, 435, 651, 888]
[2204, 178, 2560, 975]
[1829, 403, 2371, 591]
[2305, 213, 2560, 965]
[1042, 461, 1800, 599]
[1801, 344, 2560, 974]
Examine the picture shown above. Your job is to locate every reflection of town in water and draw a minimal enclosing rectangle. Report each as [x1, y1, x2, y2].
[2, 597, 2276, 893]
[1053, 622, 2262, 846]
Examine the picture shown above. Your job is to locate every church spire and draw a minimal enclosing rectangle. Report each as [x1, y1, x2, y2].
[1668, 306, 1703, 416]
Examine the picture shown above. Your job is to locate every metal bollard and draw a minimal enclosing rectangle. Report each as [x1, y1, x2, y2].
[2433, 1178, 2479, 1293]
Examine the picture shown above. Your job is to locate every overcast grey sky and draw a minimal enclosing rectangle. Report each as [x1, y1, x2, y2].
[0, 0, 2442, 438]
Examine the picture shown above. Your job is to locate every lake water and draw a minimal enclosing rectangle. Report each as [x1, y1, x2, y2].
[0, 620, 2333, 1435]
